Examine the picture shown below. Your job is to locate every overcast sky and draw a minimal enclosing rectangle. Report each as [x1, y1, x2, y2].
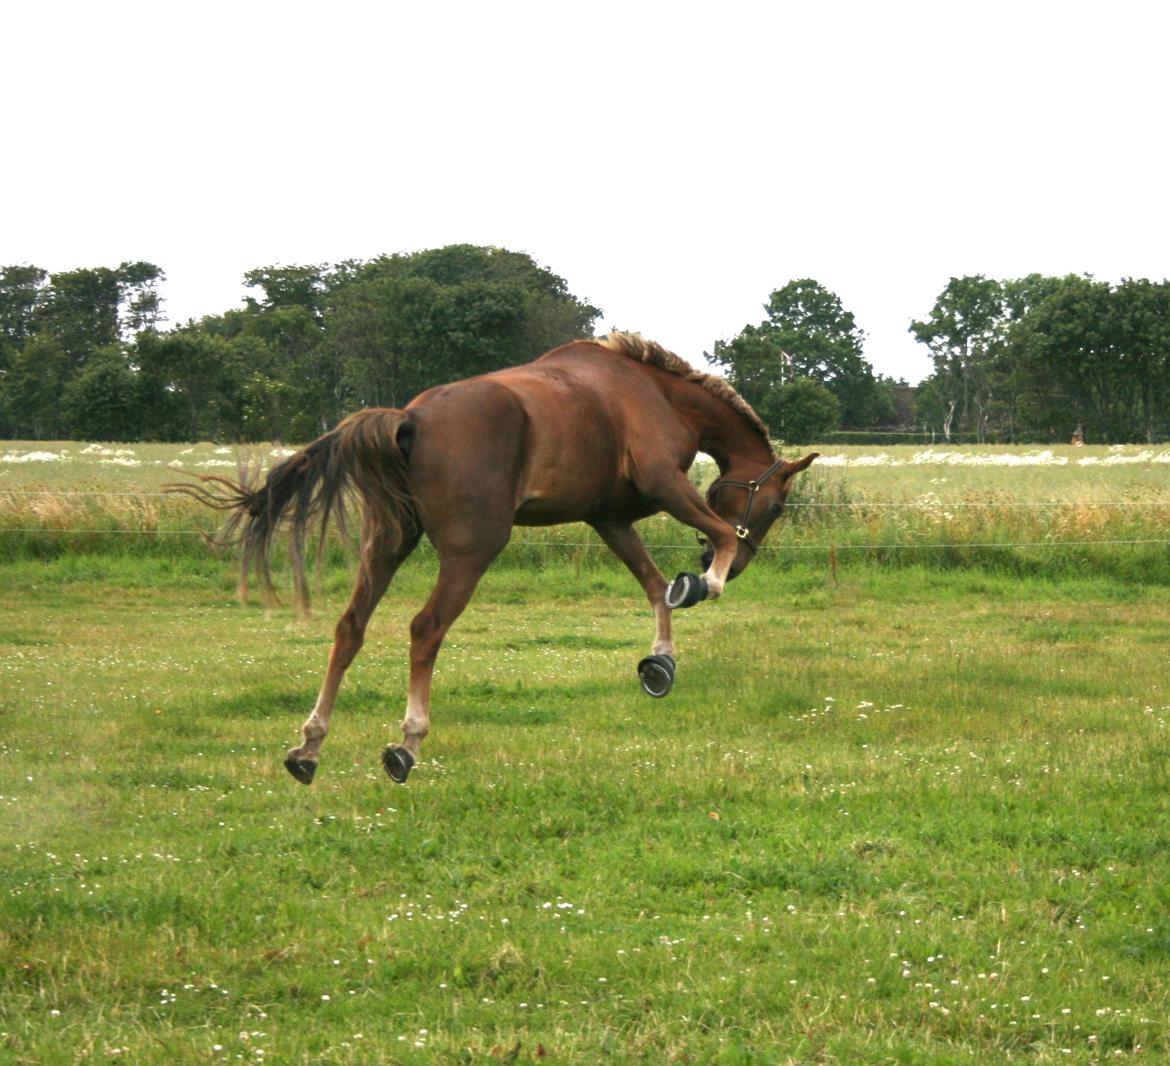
[4, 1, 1167, 384]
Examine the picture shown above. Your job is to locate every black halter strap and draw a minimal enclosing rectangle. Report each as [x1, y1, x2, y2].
[709, 457, 787, 554]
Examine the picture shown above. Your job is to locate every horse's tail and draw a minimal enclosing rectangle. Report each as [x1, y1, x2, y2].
[170, 408, 417, 608]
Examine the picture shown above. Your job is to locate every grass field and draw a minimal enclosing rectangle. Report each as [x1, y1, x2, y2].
[2, 442, 1170, 1063]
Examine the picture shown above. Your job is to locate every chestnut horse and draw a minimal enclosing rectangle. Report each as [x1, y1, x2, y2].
[181, 333, 816, 784]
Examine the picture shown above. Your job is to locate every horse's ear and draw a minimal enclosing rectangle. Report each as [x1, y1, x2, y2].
[782, 452, 818, 478]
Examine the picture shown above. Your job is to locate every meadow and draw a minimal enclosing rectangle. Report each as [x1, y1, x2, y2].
[2, 441, 1170, 1064]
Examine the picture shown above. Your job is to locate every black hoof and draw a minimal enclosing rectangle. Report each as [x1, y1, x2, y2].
[284, 756, 317, 785]
[637, 654, 676, 698]
[665, 572, 708, 609]
[382, 745, 415, 784]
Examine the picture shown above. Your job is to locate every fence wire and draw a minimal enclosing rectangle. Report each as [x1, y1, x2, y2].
[1, 528, 1168, 552]
[0, 487, 1166, 509]
[3, 486, 1169, 551]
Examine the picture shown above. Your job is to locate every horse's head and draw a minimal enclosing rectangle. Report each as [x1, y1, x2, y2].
[700, 452, 818, 578]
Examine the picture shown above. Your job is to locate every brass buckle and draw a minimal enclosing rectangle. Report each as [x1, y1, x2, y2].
[735, 525, 750, 539]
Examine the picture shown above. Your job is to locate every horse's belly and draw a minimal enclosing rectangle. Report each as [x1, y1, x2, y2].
[513, 481, 656, 526]
[513, 496, 578, 526]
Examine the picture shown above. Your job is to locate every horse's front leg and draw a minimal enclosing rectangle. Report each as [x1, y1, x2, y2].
[590, 521, 678, 697]
[285, 534, 416, 784]
[653, 478, 741, 603]
[382, 546, 502, 783]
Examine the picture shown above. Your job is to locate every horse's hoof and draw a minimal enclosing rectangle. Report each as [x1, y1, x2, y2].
[284, 756, 317, 785]
[382, 745, 415, 784]
[637, 654, 676, 698]
[665, 572, 708, 609]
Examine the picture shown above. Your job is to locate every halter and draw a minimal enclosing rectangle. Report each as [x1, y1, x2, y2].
[707, 457, 787, 555]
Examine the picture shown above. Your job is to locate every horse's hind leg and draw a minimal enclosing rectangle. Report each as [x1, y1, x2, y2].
[382, 546, 502, 783]
[590, 521, 678, 696]
[285, 532, 418, 784]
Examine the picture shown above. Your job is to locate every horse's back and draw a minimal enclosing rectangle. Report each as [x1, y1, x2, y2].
[402, 343, 685, 527]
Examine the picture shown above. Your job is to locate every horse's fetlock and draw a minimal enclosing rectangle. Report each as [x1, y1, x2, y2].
[401, 712, 429, 742]
[303, 717, 327, 741]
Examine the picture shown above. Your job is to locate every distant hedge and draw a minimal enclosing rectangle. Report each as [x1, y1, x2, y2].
[796, 431, 992, 446]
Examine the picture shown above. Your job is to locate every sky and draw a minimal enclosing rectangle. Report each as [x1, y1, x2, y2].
[4, 0, 1168, 385]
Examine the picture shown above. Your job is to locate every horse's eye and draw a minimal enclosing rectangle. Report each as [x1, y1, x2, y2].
[769, 502, 783, 517]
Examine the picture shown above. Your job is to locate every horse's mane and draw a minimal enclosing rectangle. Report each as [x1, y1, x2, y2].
[594, 331, 774, 454]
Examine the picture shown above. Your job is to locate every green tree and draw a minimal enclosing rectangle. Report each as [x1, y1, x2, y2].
[0, 265, 49, 436]
[238, 370, 303, 442]
[909, 275, 1006, 441]
[765, 376, 840, 443]
[34, 267, 122, 365]
[243, 304, 332, 435]
[243, 264, 327, 321]
[401, 244, 600, 354]
[116, 260, 166, 336]
[134, 330, 241, 441]
[712, 279, 885, 429]
[62, 347, 143, 441]
[327, 246, 599, 410]
[20, 262, 164, 369]
[327, 275, 445, 409]
[0, 265, 47, 370]
[1113, 278, 1170, 443]
[912, 375, 955, 441]
[198, 267, 337, 436]
[3, 335, 70, 438]
[706, 325, 787, 417]
[1008, 275, 1128, 442]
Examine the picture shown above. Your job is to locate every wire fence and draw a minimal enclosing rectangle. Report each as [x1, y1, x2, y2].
[1, 487, 1168, 508]
[1, 523, 1167, 552]
[3, 486, 1169, 552]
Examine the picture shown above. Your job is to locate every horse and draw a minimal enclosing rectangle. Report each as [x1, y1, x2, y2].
[177, 333, 816, 784]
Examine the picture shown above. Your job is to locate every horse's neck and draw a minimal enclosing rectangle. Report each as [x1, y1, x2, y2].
[648, 364, 773, 473]
[690, 398, 773, 475]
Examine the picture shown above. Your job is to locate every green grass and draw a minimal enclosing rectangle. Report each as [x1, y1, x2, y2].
[3, 546, 1170, 1063]
[3, 439, 1170, 1062]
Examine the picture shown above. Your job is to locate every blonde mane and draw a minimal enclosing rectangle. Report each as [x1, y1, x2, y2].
[594, 331, 774, 454]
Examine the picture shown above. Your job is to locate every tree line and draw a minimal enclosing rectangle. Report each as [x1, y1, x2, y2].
[1, 248, 1167, 444]
[708, 274, 1170, 445]
[0, 246, 599, 442]
[909, 274, 1170, 444]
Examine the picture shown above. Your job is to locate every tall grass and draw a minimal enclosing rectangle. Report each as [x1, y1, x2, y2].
[3, 441, 1169, 582]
